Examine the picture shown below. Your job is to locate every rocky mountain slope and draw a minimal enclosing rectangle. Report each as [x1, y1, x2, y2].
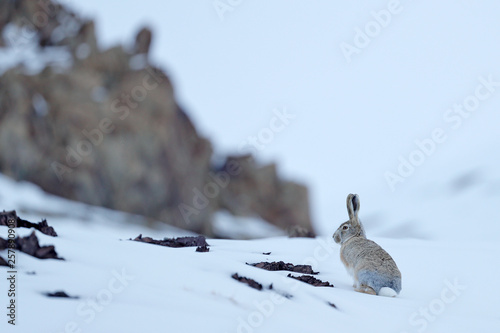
[0, 0, 314, 237]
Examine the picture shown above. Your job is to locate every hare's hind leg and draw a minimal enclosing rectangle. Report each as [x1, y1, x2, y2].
[355, 285, 376, 295]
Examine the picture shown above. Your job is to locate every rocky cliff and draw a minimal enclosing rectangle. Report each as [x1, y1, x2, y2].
[0, 0, 314, 238]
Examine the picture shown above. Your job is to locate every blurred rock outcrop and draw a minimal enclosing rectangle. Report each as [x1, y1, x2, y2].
[0, 0, 314, 238]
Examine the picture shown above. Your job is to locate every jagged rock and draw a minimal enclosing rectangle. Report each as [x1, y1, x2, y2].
[44, 291, 79, 299]
[195, 245, 210, 253]
[287, 274, 334, 287]
[0, 210, 16, 227]
[231, 273, 263, 291]
[0, 210, 58, 237]
[0, 231, 62, 260]
[0, 0, 315, 238]
[132, 234, 209, 250]
[248, 261, 318, 274]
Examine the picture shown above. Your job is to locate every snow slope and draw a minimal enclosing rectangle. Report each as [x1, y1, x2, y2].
[1, 174, 499, 333]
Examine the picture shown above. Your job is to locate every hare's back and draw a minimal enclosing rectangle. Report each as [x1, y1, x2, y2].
[342, 238, 400, 275]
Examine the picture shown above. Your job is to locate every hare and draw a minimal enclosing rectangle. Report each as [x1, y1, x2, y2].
[333, 194, 401, 297]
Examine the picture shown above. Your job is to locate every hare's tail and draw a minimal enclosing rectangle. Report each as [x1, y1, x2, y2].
[378, 287, 398, 297]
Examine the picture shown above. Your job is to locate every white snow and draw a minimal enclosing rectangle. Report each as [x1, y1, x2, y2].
[213, 211, 285, 239]
[1, 174, 499, 332]
[0, 24, 73, 75]
[75, 43, 91, 60]
[32, 93, 49, 117]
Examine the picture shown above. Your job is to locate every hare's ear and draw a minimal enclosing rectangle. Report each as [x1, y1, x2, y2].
[346, 193, 360, 222]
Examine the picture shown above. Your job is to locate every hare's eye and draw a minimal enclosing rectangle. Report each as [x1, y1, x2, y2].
[342, 225, 348, 230]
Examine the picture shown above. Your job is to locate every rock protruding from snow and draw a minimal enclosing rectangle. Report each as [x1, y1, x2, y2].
[0, 210, 58, 237]
[0, 231, 62, 260]
[231, 273, 263, 291]
[132, 234, 209, 250]
[286, 274, 334, 287]
[248, 261, 318, 274]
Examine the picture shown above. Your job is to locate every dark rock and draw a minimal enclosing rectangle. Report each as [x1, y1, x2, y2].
[196, 245, 210, 252]
[0, 210, 57, 237]
[0, 256, 7, 266]
[45, 291, 79, 299]
[262, 252, 271, 255]
[0, 231, 63, 260]
[0, 210, 16, 227]
[248, 261, 318, 274]
[328, 302, 337, 309]
[232, 276, 293, 298]
[287, 274, 334, 287]
[32, 219, 58, 237]
[16, 232, 62, 259]
[231, 273, 263, 291]
[132, 234, 209, 250]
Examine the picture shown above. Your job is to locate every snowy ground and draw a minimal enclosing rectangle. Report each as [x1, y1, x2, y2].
[1, 174, 499, 333]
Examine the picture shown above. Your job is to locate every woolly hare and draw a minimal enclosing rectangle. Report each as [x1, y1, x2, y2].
[333, 194, 401, 297]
